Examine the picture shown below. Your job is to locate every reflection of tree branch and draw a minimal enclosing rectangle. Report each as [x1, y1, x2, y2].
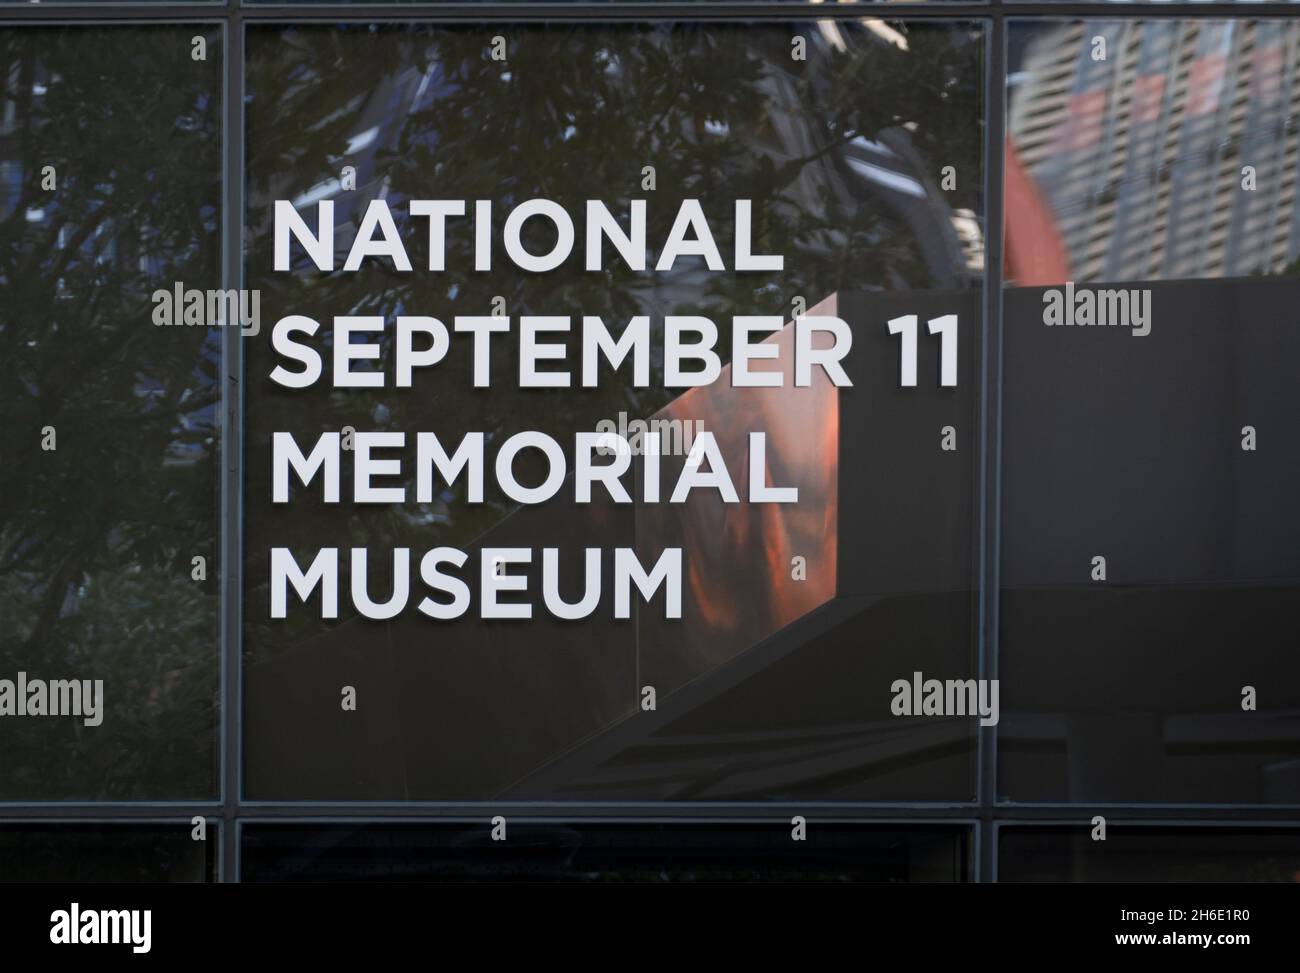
[632, 81, 688, 165]
[22, 198, 123, 292]
[0, 531, 48, 577]
[20, 550, 77, 655]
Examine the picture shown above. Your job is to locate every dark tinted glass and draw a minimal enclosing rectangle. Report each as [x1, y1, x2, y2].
[252, 0, 949, 5]
[241, 821, 969, 881]
[0, 0, 217, 4]
[242, 21, 984, 802]
[999, 826, 1300, 882]
[0, 27, 223, 800]
[0, 824, 215, 882]
[999, 20, 1300, 804]
[1012, 0, 1299, 5]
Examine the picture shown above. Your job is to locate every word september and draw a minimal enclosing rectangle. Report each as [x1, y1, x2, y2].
[270, 313, 852, 391]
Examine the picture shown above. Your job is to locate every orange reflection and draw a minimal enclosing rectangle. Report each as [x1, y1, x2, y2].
[637, 296, 839, 688]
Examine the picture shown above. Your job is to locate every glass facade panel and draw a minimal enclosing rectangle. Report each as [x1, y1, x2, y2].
[0, 26, 223, 801]
[241, 821, 970, 882]
[999, 826, 1300, 882]
[0, 823, 216, 882]
[242, 21, 985, 803]
[1000, 20, 1300, 804]
[0, 5, 1291, 886]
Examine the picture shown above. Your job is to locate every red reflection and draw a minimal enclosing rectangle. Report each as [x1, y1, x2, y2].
[637, 296, 839, 683]
[1004, 139, 1071, 286]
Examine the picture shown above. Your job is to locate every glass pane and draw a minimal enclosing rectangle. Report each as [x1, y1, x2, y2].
[243, 21, 985, 801]
[1011, 0, 1299, 5]
[0, 27, 223, 800]
[0, 823, 216, 882]
[1000, 20, 1300, 803]
[251, 0, 952, 6]
[999, 826, 1300, 882]
[0, 0, 218, 5]
[241, 821, 970, 881]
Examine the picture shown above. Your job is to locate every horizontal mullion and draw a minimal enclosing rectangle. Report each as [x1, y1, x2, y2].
[0, 11, 228, 21]
[0, 803, 1294, 821]
[0, 804, 225, 818]
[0, 6, 1299, 24]
[230, 803, 982, 818]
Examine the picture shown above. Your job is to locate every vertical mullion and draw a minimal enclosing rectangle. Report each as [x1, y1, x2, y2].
[978, 7, 1007, 884]
[220, 1, 244, 883]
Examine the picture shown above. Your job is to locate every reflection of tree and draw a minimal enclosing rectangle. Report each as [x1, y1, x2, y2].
[244, 23, 984, 655]
[0, 29, 222, 798]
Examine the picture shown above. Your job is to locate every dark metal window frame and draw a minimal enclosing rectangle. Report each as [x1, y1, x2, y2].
[2, 0, 1299, 884]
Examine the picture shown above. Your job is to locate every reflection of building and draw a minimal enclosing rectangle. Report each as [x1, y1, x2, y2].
[1009, 21, 1300, 282]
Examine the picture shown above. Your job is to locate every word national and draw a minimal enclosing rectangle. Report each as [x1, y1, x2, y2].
[275, 198, 784, 274]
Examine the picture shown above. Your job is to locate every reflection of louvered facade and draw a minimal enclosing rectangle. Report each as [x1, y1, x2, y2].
[1009, 21, 1300, 283]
